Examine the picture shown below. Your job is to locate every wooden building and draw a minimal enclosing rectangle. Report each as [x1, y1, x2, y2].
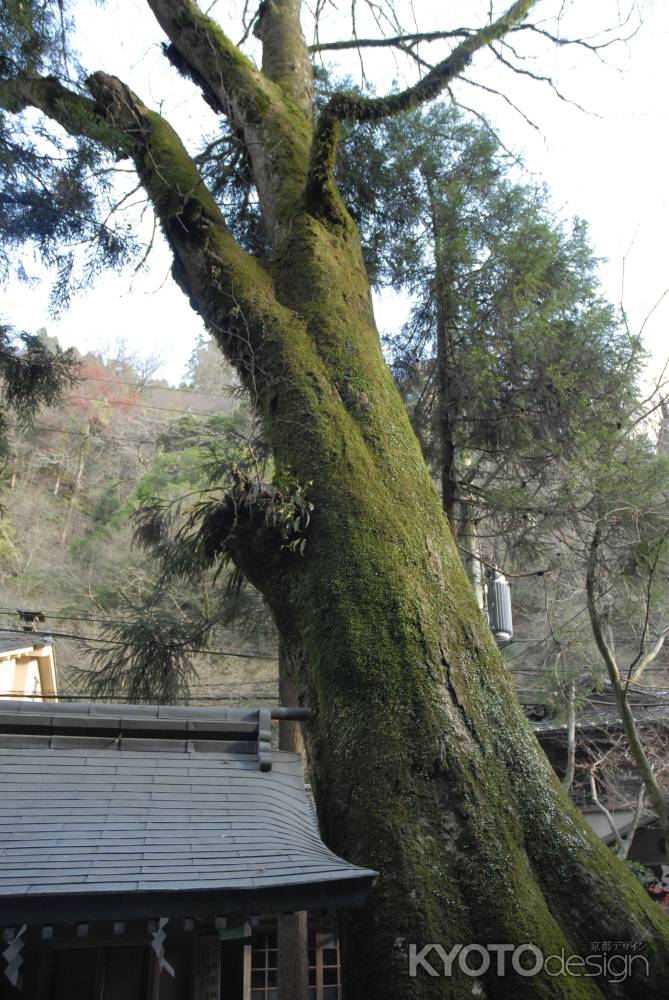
[0, 701, 375, 999]
[532, 686, 669, 874]
[0, 633, 57, 702]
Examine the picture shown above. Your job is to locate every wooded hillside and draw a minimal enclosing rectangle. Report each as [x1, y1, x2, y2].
[0, 333, 279, 700]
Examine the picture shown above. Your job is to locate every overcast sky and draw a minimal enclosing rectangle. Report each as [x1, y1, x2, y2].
[4, 0, 667, 385]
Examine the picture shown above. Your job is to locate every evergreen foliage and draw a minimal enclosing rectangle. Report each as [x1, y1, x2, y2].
[0, 324, 79, 460]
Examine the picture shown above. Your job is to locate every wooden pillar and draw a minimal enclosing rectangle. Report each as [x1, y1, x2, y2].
[278, 641, 309, 1000]
[277, 913, 309, 1000]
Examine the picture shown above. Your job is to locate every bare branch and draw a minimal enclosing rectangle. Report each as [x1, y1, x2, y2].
[588, 771, 626, 852]
[489, 43, 596, 116]
[625, 544, 662, 687]
[308, 28, 472, 53]
[512, 17, 642, 58]
[629, 629, 669, 686]
[619, 783, 646, 860]
[444, 85, 526, 167]
[587, 520, 669, 833]
[458, 73, 543, 134]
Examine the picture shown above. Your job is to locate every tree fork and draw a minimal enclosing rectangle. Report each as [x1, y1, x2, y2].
[146, 0, 313, 242]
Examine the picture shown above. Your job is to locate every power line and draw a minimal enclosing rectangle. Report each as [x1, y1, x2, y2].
[19, 423, 158, 447]
[0, 624, 278, 662]
[2, 607, 274, 640]
[2, 607, 162, 627]
[64, 393, 227, 417]
[77, 375, 238, 400]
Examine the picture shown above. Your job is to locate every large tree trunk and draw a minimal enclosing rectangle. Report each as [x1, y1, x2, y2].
[5, 2, 669, 996]
[228, 219, 669, 999]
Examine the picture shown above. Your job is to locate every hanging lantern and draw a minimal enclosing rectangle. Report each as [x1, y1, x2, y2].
[486, 570, 513, 646]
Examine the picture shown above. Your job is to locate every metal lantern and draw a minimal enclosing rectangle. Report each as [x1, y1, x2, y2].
[486, 570, 513, 647]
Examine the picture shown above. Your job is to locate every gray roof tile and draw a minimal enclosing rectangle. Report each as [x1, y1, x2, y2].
[0, 702, 376, 922]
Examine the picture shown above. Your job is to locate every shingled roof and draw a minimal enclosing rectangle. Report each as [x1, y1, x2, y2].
[0, 631, 52, 656]
[0, 701, 376, 923]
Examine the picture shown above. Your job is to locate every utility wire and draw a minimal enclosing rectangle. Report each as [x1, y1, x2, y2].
[12, 421, 237, 448]
[15, 423, 158, 447]
[0, 624, 278, 662]
[1, 607, 174, 627]
[77, 375, 238, 399]
[64, 394, 227, 417]
[1, 607, 276, 641]
[1, 606, 659, 659]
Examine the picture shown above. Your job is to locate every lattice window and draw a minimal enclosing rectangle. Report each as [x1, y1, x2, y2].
[250, 931, 278, 1000]
[308, 928, 341, 1000]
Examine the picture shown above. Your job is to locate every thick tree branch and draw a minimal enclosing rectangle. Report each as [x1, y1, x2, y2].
[0, 74, 127, 151]
[254, 0, 313, 117]
[146, 0, 274, 124]
[145, 0, 312, 241]
[322, 0, 536, 125]
[307, 0, 536, 214]
[0, 69, 299, 392]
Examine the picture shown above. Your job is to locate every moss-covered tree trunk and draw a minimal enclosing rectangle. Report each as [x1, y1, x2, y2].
[4, 1, 669, 997]
[229, 209, 669, 1000]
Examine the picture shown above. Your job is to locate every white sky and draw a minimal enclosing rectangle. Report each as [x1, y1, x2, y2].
[3, 0, 668, 384]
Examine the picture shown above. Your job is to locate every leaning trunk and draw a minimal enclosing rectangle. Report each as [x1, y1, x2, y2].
[223, 217, 669, 999]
